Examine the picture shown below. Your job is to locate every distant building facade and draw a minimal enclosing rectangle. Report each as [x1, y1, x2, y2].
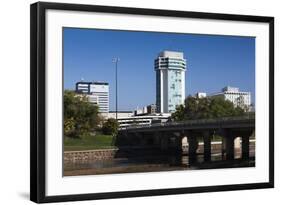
[147, 104, 157, 114]
[134, 104, 157, 116]
[76, 81, 109, 113]
[155, 50, 186, 113]
[100, 111, 171, 129]
[210, 86, 251, 110]
[117, 114, 171, 129]
[195, 92, 207, 98]
[101, 111, 133, 120]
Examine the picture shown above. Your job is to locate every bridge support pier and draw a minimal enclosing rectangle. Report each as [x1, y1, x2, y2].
[138, 133, 146, 147]
[160, 132, 168, 151]
[203, 131, 211, 162]
[188, 133, 198, 164]
[242, 135, 250, 159]
[175, 134, 182, 153]
[153, 132, 161, 148]
[225, 131, 235, 160]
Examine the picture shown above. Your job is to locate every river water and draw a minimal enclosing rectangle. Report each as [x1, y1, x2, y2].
[64, 145, 255, 176]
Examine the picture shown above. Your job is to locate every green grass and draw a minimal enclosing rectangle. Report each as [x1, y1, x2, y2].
[64, 133, 116, 151]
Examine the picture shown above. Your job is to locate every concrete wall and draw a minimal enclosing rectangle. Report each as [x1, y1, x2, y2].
[64, 149, 118, 163]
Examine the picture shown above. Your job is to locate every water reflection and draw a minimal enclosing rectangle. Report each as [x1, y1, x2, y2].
[64, 146, 255, 176]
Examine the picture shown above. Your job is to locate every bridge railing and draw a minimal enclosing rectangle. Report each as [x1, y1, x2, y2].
[118, 113, 255, 131]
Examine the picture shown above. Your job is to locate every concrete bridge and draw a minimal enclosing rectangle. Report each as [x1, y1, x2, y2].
[116, 115, 255, 162]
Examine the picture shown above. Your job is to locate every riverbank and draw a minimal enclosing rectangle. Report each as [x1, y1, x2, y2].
[64, 163, 188, 176]
[64, 133, 115, 151]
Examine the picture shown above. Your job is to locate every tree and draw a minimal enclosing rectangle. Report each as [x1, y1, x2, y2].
[171, 104, 185, 121]
[209, 97, 244, 118]
[64, 90, 100, 138]
[64, 117, 75, 136]
[102, 118, 119, 135]
[172, 95, 246, 121]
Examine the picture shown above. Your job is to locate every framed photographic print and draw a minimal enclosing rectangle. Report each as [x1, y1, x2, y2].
[30, 1, 274, 203]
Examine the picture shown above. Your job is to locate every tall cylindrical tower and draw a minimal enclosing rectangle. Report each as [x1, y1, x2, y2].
[155, 50, 186, 113]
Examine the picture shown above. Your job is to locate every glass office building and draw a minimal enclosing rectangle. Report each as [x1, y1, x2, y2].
[155, 51, 186, 113]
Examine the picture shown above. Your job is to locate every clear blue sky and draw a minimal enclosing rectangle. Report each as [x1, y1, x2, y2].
[63, 28, 255, 111]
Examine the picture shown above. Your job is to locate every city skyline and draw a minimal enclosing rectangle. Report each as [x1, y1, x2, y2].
[63, 28, 255, 111]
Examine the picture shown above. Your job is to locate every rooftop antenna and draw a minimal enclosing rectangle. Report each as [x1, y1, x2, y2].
[81, 77, 84, 82]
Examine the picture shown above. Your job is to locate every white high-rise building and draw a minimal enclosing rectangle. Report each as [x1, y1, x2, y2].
[76, 81, 109, 113]
[210, 86, 251, 110]
[155, 51, 186, 113]
[195, 92, 207, 98]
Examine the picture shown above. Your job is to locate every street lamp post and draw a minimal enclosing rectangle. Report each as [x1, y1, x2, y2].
[113, 57, 120, 120]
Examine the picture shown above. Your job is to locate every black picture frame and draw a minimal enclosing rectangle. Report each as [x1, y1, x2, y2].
[30, 1, 274, 203]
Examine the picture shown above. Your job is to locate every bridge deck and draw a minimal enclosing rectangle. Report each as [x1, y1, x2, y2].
[119, 115, 255, 133]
